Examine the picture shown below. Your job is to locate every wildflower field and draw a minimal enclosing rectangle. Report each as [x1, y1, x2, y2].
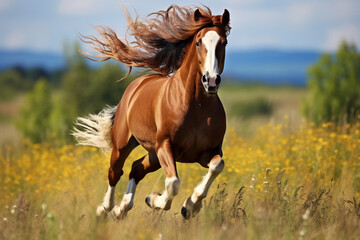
[1, 119, 359, 240]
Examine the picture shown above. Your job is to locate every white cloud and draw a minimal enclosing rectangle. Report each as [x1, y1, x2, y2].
[57, 0, 104, 16]
[0, 0, 12, 12]
[324, 25, 360, 51]
[288, 0, 359, 25]
[288, 2, 315, 27]
[0, 20, 55, 52]
[323, 0, 360, 20]
[4, 30, 25, 49]
[221, 0, 360, 50]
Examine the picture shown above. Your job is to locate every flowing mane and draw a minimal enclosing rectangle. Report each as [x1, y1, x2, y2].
[82, 5, 231, 76]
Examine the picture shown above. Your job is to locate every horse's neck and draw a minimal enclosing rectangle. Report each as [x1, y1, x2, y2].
[173, 44, 207, 105]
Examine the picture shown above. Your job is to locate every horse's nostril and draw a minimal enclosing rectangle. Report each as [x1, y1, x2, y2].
[202, 75, 207, 83]
[215, 75, 221, 85]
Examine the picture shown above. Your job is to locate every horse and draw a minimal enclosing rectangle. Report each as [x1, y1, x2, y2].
[72, 5, 230, 219]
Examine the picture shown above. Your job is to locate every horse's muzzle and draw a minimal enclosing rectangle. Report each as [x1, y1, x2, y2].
[202, 73, 221, 95]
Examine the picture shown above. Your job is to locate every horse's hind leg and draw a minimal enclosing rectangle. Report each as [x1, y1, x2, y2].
[181, 154, 224, 218]
[96, 137, 138, 216]
[112, 153, 160, 219]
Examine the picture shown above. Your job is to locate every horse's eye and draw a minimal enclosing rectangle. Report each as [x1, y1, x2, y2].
[195, 41, 200, 47]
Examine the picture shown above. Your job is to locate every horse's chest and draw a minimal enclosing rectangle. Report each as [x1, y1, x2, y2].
[173, 114, 224, 153]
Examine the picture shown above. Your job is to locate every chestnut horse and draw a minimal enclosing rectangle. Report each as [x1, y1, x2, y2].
[73, 5, 230, 219]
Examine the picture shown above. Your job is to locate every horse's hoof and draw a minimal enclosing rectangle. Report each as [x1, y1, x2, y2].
[111, 205, 127, 221]
[145, 196, 151, 208]
[145, 193, 163, 209]
[96, 205, 107, 217]
[181, 206, 190, 219]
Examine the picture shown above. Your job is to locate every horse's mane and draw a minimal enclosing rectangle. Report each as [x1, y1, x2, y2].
[81, 5, 231, 77]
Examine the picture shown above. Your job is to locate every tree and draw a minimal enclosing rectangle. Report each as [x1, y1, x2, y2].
[0, 67, 33, 100]
[302, 41, 360, 124]
[17, 79, 52, 143]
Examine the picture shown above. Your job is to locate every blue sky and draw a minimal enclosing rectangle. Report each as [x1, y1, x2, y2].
[0, 0, 359, 53]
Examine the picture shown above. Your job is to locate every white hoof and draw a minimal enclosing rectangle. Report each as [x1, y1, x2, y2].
[145, 193, 172, 210]
[96, 205, 107, 217]
[111, 205, 127, 220]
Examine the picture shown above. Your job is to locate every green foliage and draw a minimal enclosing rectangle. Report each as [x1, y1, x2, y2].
[61, 52, 131, 117]
[16, 79, 52, 143]
[302, 41, 360, 124]
[0, 66, 62, 100]
[0, 68, 29, 100]
[49, 92, 74, 144]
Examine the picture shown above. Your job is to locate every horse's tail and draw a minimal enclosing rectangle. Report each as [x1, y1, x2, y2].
[72, 105, 117, 152]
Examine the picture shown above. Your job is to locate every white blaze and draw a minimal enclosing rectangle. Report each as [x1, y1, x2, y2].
[202, 31, 220, 79]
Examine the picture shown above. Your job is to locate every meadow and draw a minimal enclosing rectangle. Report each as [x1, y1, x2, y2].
[0, 85, 360, 239]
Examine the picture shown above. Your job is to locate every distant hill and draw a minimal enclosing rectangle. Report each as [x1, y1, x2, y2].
[224, 49, 321, 86]
[0, 50, 66, 71]
[0, 49, 322, 86]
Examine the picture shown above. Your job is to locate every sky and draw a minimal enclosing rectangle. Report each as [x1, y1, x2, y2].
[0, 0, 359, 53]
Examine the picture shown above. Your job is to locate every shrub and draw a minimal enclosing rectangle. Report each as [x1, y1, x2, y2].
[302, 41, 360, 124]
[230, 97, 273, 119]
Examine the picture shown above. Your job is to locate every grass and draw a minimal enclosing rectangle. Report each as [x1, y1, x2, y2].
[0, 96, 23, 146]
[0, 83, 359, 239]
[0, 119, 360, 239]
[228, 97, 273, 119]
[218, 83, 307, 136]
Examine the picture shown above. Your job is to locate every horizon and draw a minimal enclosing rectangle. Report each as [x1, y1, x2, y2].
[0, 0, 359, 54]
[0, 47, 323, 86]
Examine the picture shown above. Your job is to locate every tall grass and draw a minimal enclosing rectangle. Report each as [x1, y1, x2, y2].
[0, 119, 359, 239]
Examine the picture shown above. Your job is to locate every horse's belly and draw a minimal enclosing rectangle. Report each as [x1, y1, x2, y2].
[173, 130, 224, 163]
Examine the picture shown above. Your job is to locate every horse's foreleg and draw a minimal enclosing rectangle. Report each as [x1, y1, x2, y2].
[145, 139, 180, 210]
[181, 154, 224, 218]
[112, 153, 160, 219]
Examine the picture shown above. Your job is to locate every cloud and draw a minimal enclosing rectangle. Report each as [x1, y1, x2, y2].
[1, 20, 56, 52]
[1, 0, 359, 52]
[221, 0, 360, 50]
[0, 0, 13, 12]
[288, 2, 315, 27]
[325, 25, 360, 51]
[4, 30, 26, 49]
[57, 0, 104, 16]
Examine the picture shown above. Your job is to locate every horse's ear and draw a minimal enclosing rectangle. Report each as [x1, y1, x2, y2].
[221, 9, 230, 26]
[194, 9, 202, 21]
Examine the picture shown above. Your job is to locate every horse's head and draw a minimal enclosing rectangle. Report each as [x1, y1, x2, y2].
[194, 9, 230, 95]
